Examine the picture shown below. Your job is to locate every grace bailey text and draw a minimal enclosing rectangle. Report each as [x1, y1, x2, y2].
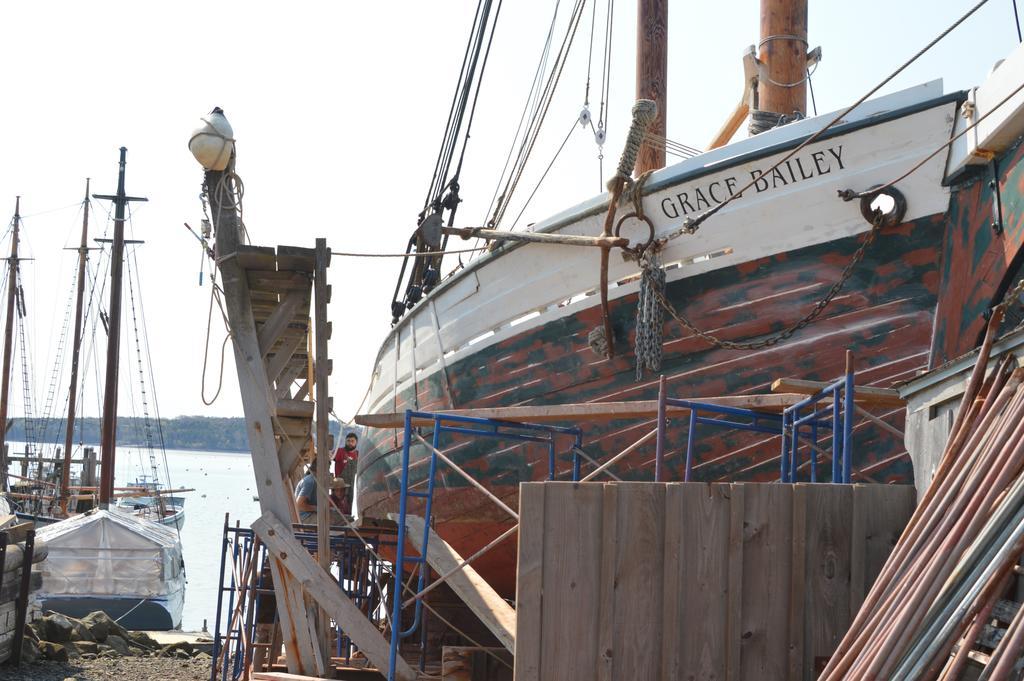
[659, 145, 847, 219]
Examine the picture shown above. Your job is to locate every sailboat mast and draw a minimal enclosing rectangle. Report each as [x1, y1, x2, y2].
[59, 179, 91, 511]
[758, 0, 808, 118]
[0, 198, 20, 493]
[635, 0, 667, 174]
[95, 148, 147, 508]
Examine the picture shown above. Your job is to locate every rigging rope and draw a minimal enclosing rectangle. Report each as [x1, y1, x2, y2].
[838, 76, 1024, 202]
[511, 117, 579, 229]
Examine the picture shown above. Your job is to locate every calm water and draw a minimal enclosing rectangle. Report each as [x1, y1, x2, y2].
[157, 448, 260, 631]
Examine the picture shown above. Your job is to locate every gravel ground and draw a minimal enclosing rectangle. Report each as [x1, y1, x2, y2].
[0, 656, 212, 681]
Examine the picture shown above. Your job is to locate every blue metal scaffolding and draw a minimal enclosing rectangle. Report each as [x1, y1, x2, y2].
[387, 411, 582, 681]
[212, 515, 398, 680]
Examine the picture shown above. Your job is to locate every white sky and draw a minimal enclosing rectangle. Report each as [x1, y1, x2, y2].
[0, 0, 1017, 422]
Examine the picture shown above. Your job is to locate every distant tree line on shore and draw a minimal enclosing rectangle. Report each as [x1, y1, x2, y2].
[5, 416, 343, 453]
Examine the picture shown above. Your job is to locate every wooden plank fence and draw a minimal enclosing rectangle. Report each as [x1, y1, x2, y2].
[514, 482, 914, 681]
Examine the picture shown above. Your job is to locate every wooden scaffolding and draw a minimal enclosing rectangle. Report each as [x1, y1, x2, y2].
[208, 166, 415, 681]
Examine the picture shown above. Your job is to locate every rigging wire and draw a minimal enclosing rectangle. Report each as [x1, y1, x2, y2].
[672, 0, 994, 237]
[483, 0, 563, 227]
[1015, 0, 1023, 42]
[488, 0, 589, 231]
[511, 117, 580, 229]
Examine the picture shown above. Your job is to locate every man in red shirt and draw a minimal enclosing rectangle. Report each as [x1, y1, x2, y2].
[333, 432, 359, 514]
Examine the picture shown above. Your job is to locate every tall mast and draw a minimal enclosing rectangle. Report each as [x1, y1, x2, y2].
[758, 0, 808, 118]
[59, 179, 91, 512]
[0, 198, 20, 493]
[94, 149, 147, 508]
[635, 0, 667, 175]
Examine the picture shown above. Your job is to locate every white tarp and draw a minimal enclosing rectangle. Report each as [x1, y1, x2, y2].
[36, 509, 184, 599]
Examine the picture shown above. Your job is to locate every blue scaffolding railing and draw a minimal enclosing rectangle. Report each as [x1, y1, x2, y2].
[212, 515, 398, 680]
[388, 411, 582, 681]
[780, 371, 855, 483]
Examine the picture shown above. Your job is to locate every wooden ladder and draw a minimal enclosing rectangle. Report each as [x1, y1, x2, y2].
[210, 166, 415, 681]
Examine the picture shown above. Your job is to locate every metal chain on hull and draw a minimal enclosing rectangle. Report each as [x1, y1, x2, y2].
[635, 249, 665, 378]
[651, 214, 885, 352]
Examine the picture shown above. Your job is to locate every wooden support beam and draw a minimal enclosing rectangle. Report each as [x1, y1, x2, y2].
[247, 271, 312, 293]
[395, 515, 516, 653]
[252, 512, 418, 681]
[770, 378, 905, 407]
[210, 166, 321, 676]
[257, 290, 308, 356]
[441, 226, 628, 249]
[266, 331, 305, 385]
[313, 238, 332, 663]
[277, 245, 317, 272]
[276, 399, 315, 420]
[235, 245, 277, 271]
[356, 394, 806, 429]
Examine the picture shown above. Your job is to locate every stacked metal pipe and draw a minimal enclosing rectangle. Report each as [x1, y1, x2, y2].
[821, 311, 1024, 680]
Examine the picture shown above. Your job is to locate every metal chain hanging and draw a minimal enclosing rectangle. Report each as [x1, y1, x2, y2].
[652, 212, 887, 351]
[635, 247, 665, 378]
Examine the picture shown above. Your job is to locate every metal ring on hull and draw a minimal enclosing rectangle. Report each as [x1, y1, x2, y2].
[614, 211, 656, 256]
[860, 185, 908, 228]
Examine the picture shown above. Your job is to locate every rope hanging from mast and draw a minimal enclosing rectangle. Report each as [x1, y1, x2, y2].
[390, 0, 504, 324]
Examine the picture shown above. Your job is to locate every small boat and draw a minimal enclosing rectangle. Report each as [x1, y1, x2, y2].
[34, 508, 185, 630]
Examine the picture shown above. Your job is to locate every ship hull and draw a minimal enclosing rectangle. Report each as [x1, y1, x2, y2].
[360, 213, 943, 595]
[354, 86, 1023, 597]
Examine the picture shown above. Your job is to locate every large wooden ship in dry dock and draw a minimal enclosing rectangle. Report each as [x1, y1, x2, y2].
[355, 0, 1024, 596]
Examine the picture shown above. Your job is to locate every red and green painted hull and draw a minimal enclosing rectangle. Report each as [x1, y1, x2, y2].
[358, 120, 1024, 598]
[359, 212, 951, 595]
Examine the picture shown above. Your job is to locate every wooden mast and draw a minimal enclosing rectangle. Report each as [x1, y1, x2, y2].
[94, 148, 147, 508]
[59, 179, 91, 513]
[0, 198, 21, 493]
[758, 0, 808, 117]
[635, 0, 667, 174]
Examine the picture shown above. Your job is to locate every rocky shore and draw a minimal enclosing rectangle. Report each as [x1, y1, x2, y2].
[0, 611, 212, 680]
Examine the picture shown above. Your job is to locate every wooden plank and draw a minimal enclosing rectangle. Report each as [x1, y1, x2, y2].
[252, 512, 417, 681]
[399, 515, 516, 652]
[313, 238, 331, 665]
[276, 416, 312, 440]
[276, 399, 315, 420]
[539, 483, 602, 681]
[514, 483, 545, 681]
[672, 483, 730, 679]
[236, 245, 277, 271]
[770, 378, 906, 407]
[862, 485, 915, 587]
[277, 245, 316, 272]
[660, 483, 684, 681]
[788, 484, 808, 681]
[611, 483, 664, 681]
[247, 270, 312, 293]
[596, 483, 618, 681]
[849, 485, 868, 619]
[257, 290, 309, 355]
[726, 483, 745, 681]
[803, 484, 852, 675]
[356, 394, 810, 428]
[739, 483, 793, 681]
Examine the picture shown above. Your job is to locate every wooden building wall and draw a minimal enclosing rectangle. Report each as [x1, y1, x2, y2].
[514, 482, 914, 681]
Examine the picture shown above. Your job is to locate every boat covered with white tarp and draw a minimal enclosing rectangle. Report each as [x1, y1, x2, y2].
[34, 509, 184, 630]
